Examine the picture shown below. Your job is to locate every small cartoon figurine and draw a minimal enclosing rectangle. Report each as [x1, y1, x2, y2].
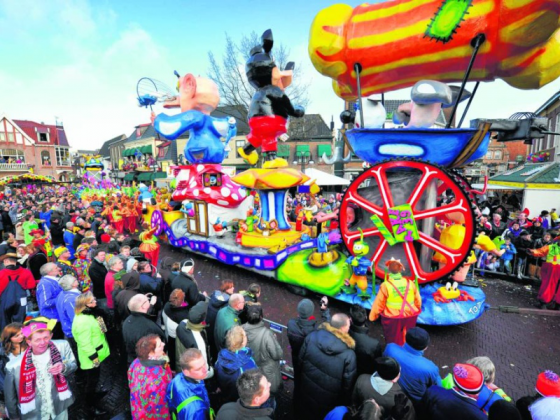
[212, 218, 228, 238]
[237, 29, 305, 169]
[432, 281, 475, 304]
[181, 202, 195, 217]
[295, 210, 305, 232]
[239, 208, 258, 232]
[257, 219, 278, 237]
[341, 229, 373, 298]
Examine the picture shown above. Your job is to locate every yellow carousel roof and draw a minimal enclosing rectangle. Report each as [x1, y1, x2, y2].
[233, 167, 309, 190]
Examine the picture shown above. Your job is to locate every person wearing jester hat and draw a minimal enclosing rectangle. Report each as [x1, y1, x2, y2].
[369, 258, 421, 346]
[4, 318, 77, 420]
[139, 222, 160, 267]
[72, 244, 92, 293]
[341, 229, 373, 299]
[30, 229, 53, 263]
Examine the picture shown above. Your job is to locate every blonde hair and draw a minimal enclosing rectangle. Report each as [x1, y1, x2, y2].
[225, 325, 246, 352]
[74, 292, 94, 315]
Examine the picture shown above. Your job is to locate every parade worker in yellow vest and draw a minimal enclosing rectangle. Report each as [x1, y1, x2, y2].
[369, 258, 422, 346]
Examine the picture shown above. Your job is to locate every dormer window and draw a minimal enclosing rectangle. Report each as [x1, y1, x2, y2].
[39, 133, 49, 142]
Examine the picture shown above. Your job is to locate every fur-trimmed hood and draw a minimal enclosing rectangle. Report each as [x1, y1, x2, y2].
[317, 322, 355, 350]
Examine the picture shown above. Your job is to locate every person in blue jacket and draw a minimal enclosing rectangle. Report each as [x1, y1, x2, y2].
[215, 325, 258, 403]
[56, 274, 81, 338]
[500, 237, 517, 274]
[167, 348, 213, 420]
[39, 206, 53, 230]
[36, 262, 63, 320]
[138, 261, 162, 294]
[63, 222, 76, 261]
[383, 327, 441, 404]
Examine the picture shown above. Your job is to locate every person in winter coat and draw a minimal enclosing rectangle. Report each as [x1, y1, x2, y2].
[162, 289, 190, 369]
[62, 222, 76, 261]
[1, 207, 14, 235]
[242, 304, 283, 394]
[287, 298, 331, 375]
[138, 261, 163, 294]
[383, 327, 441, 404]
[26, 245, 47, 281]
[206, 279, 234, 361]
[528, 218, 545, 241]
[0, 253, 36, 295]
[36, 262, 63, 321]
[514, 230, 534, 278]
[215, 326, 258, 403]
[419, 363, 487, 420]
[105, 256, 124, 310]
[55, 275, 80, 339]
[4, 320, 77, 420]
[128, 334, 173, 419]
[114, 271, 142, 324]
[49, 216, 64, 247]
[489, 213, 507, 240]
[352, 357, 416, 420]
[500, 237, 517, 274]
[216, 369, 275, 420]
[295, 313, 357, 420]
[88, 248, 108, 308]
[171, 260, 207, 308]
[214, 294, 245, 352]
[166, 348, 213, 420]
[122, 293, 166, 364]
[71, 292, 110, 417]
[176, 301, 213, 377]
[349, 304, 383, 376]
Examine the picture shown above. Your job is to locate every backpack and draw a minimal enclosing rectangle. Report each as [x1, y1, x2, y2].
[0, 275, 26, 331]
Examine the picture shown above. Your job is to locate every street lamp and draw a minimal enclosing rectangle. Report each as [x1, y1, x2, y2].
[293, 151, 314, 172]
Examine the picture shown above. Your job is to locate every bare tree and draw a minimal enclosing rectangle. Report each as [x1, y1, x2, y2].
[207, 31, 311, 123]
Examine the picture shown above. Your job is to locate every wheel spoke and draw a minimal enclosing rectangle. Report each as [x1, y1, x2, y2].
[370, 166, 394, 209]
[345, 190, 384, 217]
[407, 166, 440, 209]
[346, 227, 380, 243]
[370, 238, 388, 265]
[417, 232, 463, 264]
[414, 198, 470, 220]
[403, 242, 427, 282]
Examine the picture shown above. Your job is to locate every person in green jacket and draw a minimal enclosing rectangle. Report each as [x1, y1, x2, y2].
[214, 293, 245, 351]
[72, 292, 109, 417]
[22, 213, 41, 245]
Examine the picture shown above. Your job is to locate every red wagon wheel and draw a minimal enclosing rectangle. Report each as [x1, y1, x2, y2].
[339, 159, 476, 284]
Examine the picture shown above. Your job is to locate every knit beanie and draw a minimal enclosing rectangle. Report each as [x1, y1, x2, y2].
[297, 299, 314, 319]
[536, 371, 560, 397]
[188, 301, 208, 324]
[405, 327, 430, 350]
[452, 363, 484, 394]
[488, 400, 521, 420]
[375, 357, 400, 381]
[126, 258, 138, 273]
[54, 247, 68, 259]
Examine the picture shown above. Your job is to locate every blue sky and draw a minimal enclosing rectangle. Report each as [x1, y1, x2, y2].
[1, 0, 559, 150]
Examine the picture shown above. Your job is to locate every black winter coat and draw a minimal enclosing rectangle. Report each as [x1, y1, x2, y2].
[216, 400, 274, 420]
[114, 271, 141, 324]
[175, 320, 212, 371]
[27, 251, 48, 281]
[89, 259, 108, 299]
[296, 322, 357, 420]
[206, 290, 230, 360]
[50, 222, 64, 246]
[1, 211, 13, 232]
[514, 237, 534, 259]
[287, 309, 331, 374]
[171, 273, 206, 308]
[122, 311, 165, 364]
[349, 324, 382, 376]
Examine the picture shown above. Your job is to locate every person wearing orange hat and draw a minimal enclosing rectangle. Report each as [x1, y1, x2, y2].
[419, 363, 486, 420]
[369, 258, 422, 346]
[4, 318, 77, 419]
[516, 370, 560, 419]
[139, 222, 160, 267]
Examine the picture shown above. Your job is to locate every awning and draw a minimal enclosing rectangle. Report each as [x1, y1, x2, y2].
[304, 168, 350, 186]
[137, 172, 153, 181]
[141, 145, 153, 154]
[277, 144, 290, 158]
[317, 144, 332, 157]
[153, 172, 167, 179]
[471, 183, 523, 191]
[123, 173, 135, 181]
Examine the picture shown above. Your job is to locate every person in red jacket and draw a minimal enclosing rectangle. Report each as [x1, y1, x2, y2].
[0, 253, 37, 295]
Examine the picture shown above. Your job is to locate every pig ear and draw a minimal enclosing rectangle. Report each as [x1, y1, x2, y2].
[181, 74, 197, 98]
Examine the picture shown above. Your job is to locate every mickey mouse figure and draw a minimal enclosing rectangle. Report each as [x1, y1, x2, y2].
[237, 29, 305, 169]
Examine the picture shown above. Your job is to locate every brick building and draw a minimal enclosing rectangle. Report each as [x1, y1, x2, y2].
[0, 115, 74, 181]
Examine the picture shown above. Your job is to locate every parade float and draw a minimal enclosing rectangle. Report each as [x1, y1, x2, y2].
[140, 0, 560, 326]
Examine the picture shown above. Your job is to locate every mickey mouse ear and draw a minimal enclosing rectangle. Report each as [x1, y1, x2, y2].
[261, 29, 273, 53]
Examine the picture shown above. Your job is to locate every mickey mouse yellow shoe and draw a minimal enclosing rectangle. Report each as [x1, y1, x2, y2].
[263, 158, 288, 169]
[238, 148, 259, 165]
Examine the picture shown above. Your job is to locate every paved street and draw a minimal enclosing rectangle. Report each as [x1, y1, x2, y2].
[73, 242, 560, 419]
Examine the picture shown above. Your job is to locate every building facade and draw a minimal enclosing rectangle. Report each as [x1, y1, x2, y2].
[531, 90, 560, 160]
[0, 116, 74, 181]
